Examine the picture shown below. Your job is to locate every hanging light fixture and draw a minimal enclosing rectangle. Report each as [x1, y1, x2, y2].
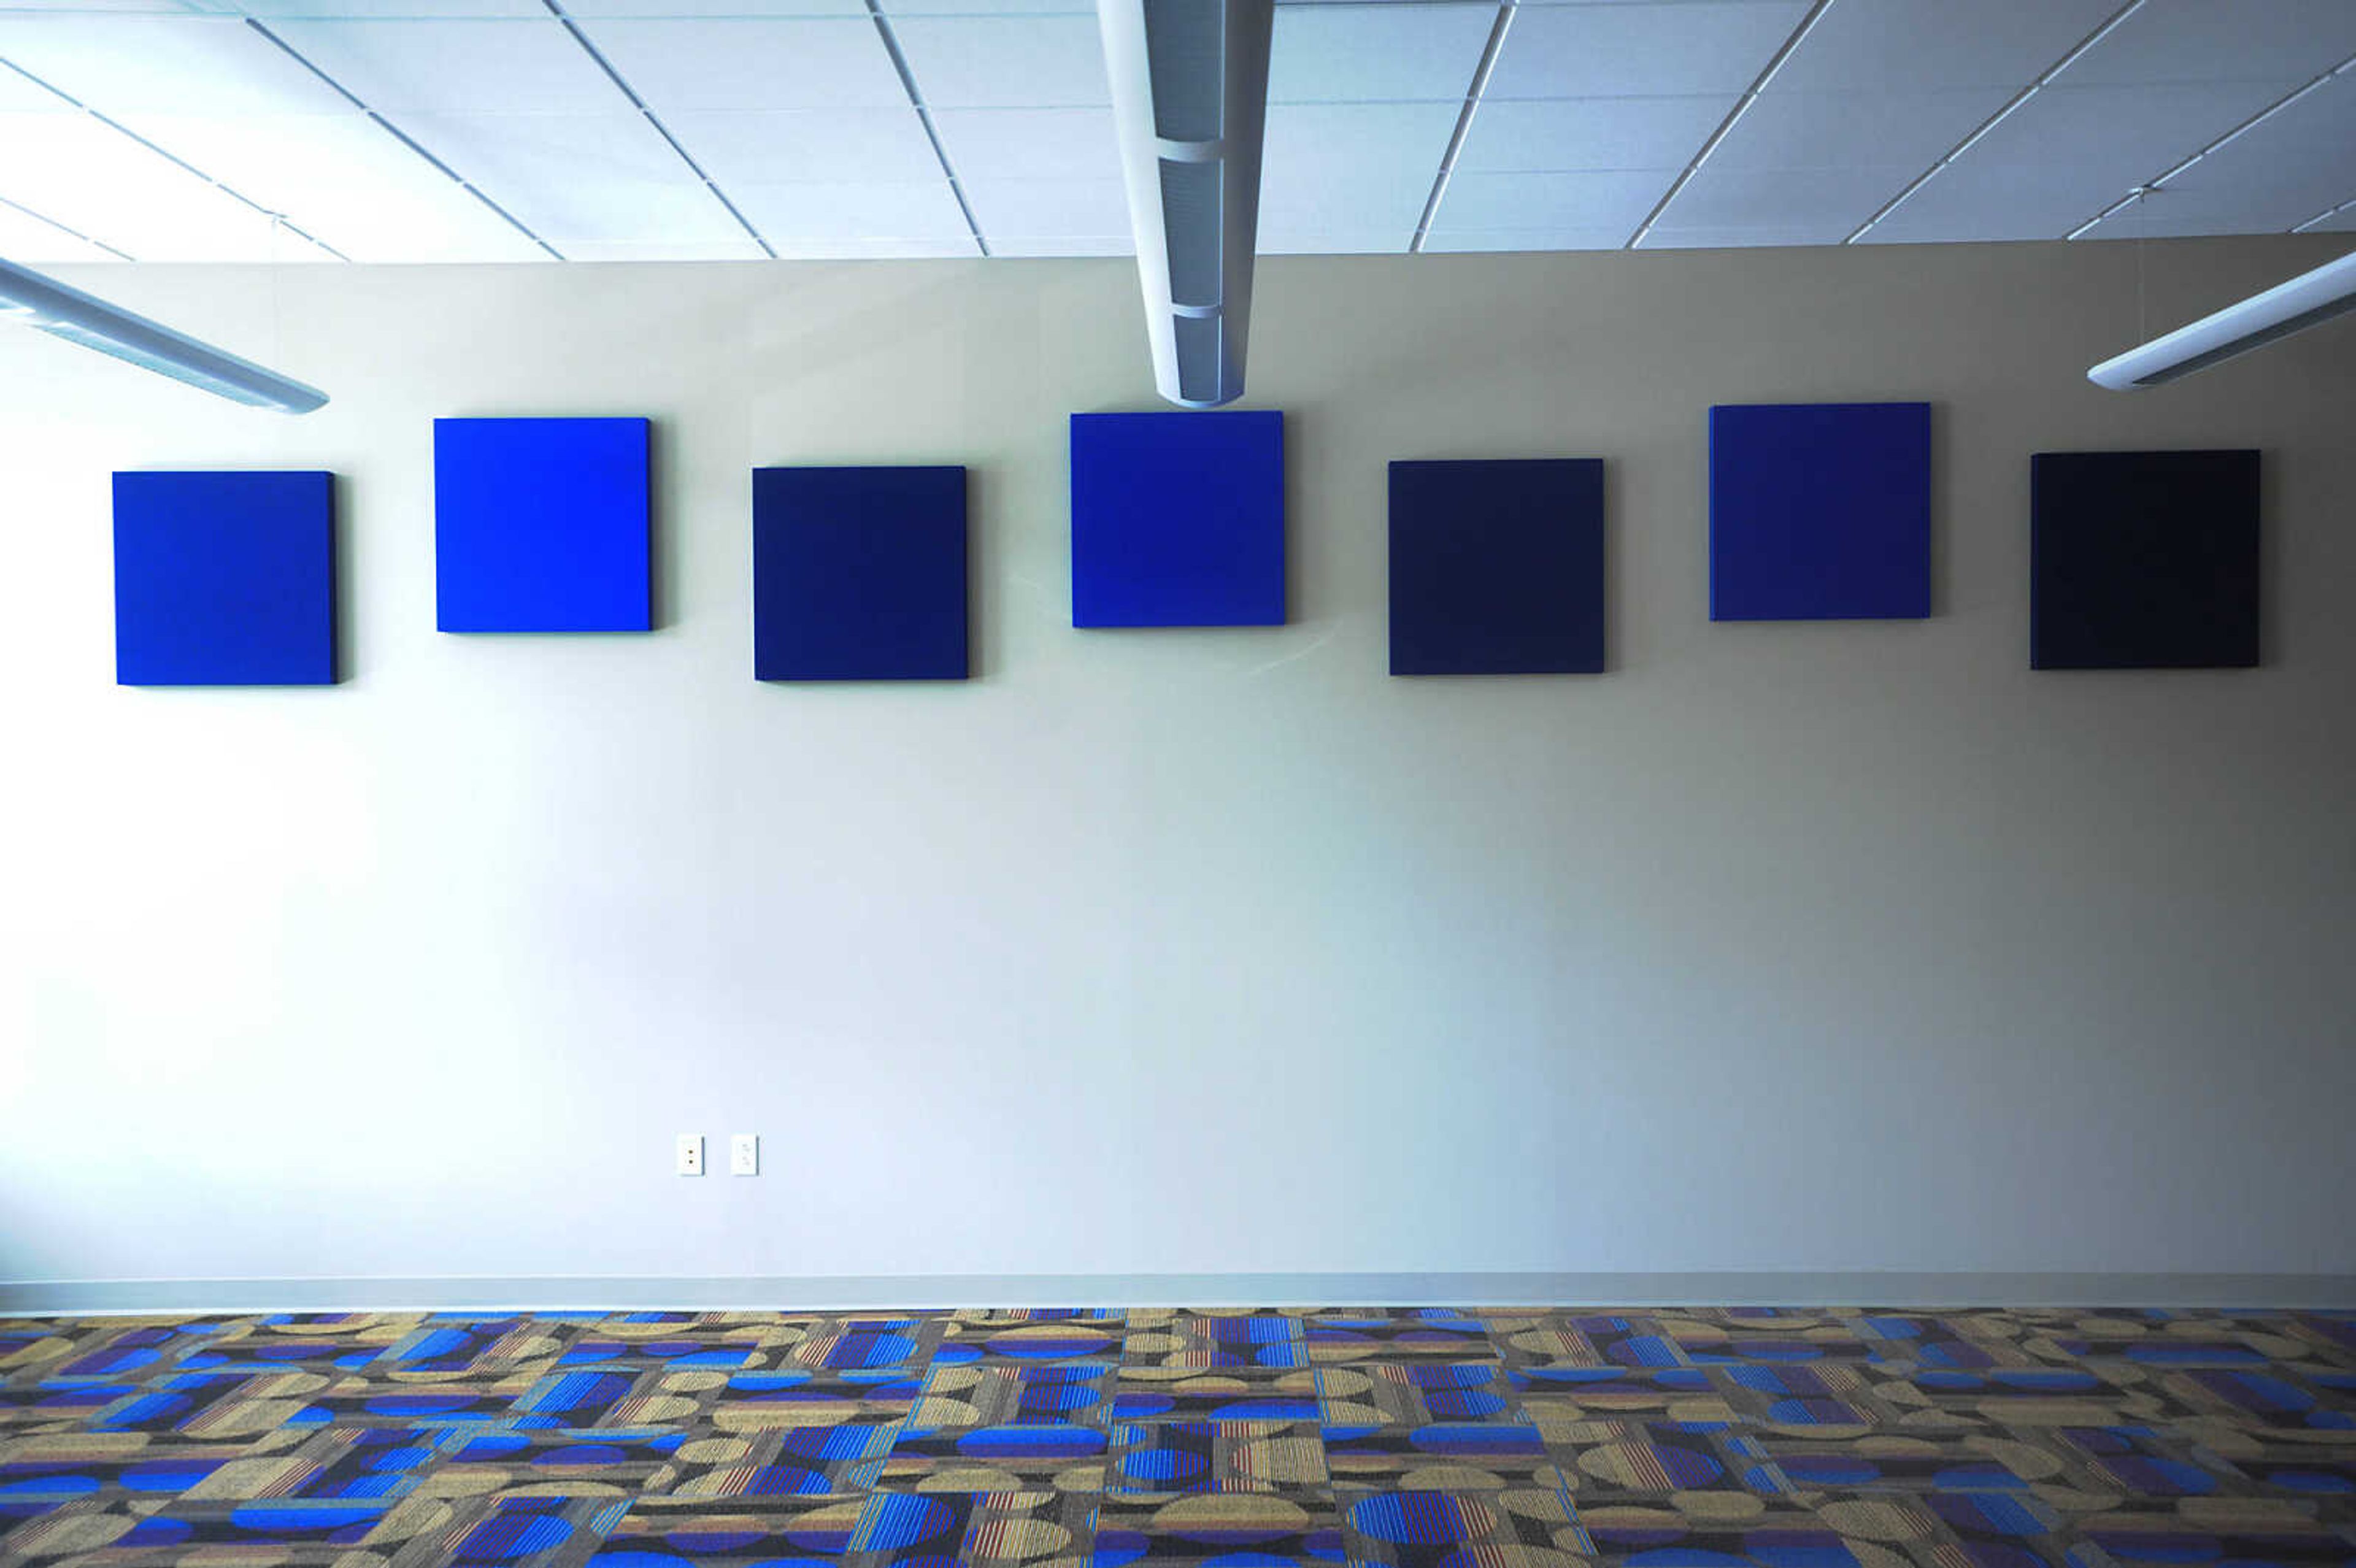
[0, 256, 327, 414]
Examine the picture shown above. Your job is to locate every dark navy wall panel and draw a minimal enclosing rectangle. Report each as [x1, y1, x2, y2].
[753, 466, 969, 682]
[435, 416, 652, 632]
[2031, 450, 2260, 671]
[1070, 409, 1285, 627]
[114, 470, 336, 686]
[1709, 401, 1932, 621]
[1389, 458, 1606, 676]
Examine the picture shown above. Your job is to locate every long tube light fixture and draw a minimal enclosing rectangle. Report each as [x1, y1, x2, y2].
[0, 256, 328, 414]
[2088, 248, 2356, 391]
[1097, 0, 1274, 409]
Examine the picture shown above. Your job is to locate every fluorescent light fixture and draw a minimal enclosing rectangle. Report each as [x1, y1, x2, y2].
[2089, 249, 2356, 391]
[1098, 0, 1274, 409]
[0, 256, 327, 413]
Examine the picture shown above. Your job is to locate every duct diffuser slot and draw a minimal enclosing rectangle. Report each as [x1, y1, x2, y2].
[1160, 159, 1224, 310]
[1145, 0, 1223, 143]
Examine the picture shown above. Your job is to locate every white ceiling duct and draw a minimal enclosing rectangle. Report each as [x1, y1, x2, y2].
[2088, 249, 2356, 391]
[0, 258, 327, 413]
[1096, 0, 1274, 409]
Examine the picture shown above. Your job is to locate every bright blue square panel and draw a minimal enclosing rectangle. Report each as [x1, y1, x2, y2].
[114, 470, 335, 686]
[1390, 458, 1605, 676]
[1709, 401, 1931, 621]
[435, 416, 651, 632]
[754, 466, 969, 682]
[1070, 409, 1284, 627]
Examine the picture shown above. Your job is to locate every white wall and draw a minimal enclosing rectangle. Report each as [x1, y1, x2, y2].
[2, 237, 2352, 1303]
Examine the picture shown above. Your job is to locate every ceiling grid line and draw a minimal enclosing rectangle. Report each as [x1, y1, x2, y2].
[1407, 0, 1517, 256]
[537, 0, 777, 261]
[1620, 0, 1839, 251]
[2064, 48, 2356, 240]
[1841, 0, 2148, 245]
[0, 190, 134, 260]
[0, 53, 348, 261]
[242, 17, 566, 262]
[2292, 194, 2356, 233]
[865, 0, 988, 259]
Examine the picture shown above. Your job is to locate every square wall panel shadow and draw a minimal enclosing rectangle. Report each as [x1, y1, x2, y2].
[1389, 458, 1606, 675]
[114, 470, 335, 686]
[1710, 401, 1931, 621]
[2031, 449, 2260, 671]
[435, 417, 652, 632]
[754, 466, 969, 682]
[1070, 409, 1285, 627]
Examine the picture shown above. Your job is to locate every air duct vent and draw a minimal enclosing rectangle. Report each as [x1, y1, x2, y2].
[1098, 0, 1272, 409]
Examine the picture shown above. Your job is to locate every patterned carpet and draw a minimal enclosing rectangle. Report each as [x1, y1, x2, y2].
[4, 1307, 2355, 1568]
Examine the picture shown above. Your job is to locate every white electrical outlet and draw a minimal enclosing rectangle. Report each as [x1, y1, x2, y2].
[730, 1134, 758, 1177]
[676, 1134, 705, 1177]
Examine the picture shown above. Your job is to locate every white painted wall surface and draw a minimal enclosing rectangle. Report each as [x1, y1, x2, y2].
[1, 238, 2351, 1297]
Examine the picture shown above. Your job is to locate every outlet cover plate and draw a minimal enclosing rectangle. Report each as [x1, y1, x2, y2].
[676, 1134, 704, 1177]
[730, 1134, 758, 1177]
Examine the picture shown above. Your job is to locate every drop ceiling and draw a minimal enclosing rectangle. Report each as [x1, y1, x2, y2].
[0, 0, 2350, 264]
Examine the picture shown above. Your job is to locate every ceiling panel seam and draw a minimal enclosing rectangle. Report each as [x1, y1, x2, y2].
[0, 188, 134, 259]
[541, 0, 777, 259]
[241, 17, 566, 261]
[2065, 50, 2356, 240]
[1621, 0, 1837, 250]
[1407, 0, 1517, 255]
[2292, 194, 2356, 233]
[1841, 0, 2146, 245]
[868, 0, 988, 258]
[0, 53, 348, 260]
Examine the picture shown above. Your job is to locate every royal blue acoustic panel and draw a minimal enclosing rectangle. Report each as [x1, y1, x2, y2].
[1070, 409, 1284, 627]
[1709, 401, 1931, 621]
[114, 470, 335, 686]
[753, 466, 969, 682]
[2031, 449, 2260, 671]
[435, 416, 651, 632]
[1389, 458, 1606, 676]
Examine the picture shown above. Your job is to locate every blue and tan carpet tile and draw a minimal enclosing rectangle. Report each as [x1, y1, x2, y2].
[3, 1307, 2355, 1568]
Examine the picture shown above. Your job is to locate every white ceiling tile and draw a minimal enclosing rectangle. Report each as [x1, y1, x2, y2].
[1264, 100, 1458, 181]
[958, 175, 1125, 237]
[1268, 3, 1496, 104]
[1650, 162, 1911, 240]
[2057, 0, 2356, 88]
[2, 111, 345, 259]
[563, 0, 869, 16]
[1420, 225, 1629, 252]
[988, 233, 1128, 256]
[1857, 161, 2118, 244]
[2107, 73, 2356, 235]
[1456, 94, 1731, 172]
[559, 237, 771, 257]
[1262, 163, 1433, 233]
[928, 106, 1120, 180]
[1259, 226, 1408, 254]
[1710, 88, 2009, 170]
[882, 0, 1093, 14]
[1960, 77, 2304, 181]
[726, 176, 971, 244]
[264, 18, 631, 112]
[1487, 1, 1809, 99]
[236, 0, 550, 17]
[2076, 193, 2307, 240]
[1769, 0, 2122, 93]
[661, 107, 940, 186]
[886, 13, 1106, 107]
[1639, 225, 1848, 249]
[0, 194, 120, 261]
[0, 61, 69, 111]
[2306, 204, 2356, 231]
[398, 111, 745, 244]
[565, 17, 906, 109]
[106, 109, 550, 259]
[1430, 168, 1669, 234]
[0, 14, 352, 113]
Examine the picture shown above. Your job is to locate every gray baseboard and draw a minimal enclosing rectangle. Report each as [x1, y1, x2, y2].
[4, 1270, 2354, 1316]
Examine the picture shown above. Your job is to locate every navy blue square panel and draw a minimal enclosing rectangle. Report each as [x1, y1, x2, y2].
[1070, 409, 1284, 627]
[114, 471, 335, 686]
[2031, 450, 2260, 671]
[1709, 401, 1932, 621]
[753, 466, 969, 682]
[1388, 459, 1606, 676]
[434, 416, 651, 632]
